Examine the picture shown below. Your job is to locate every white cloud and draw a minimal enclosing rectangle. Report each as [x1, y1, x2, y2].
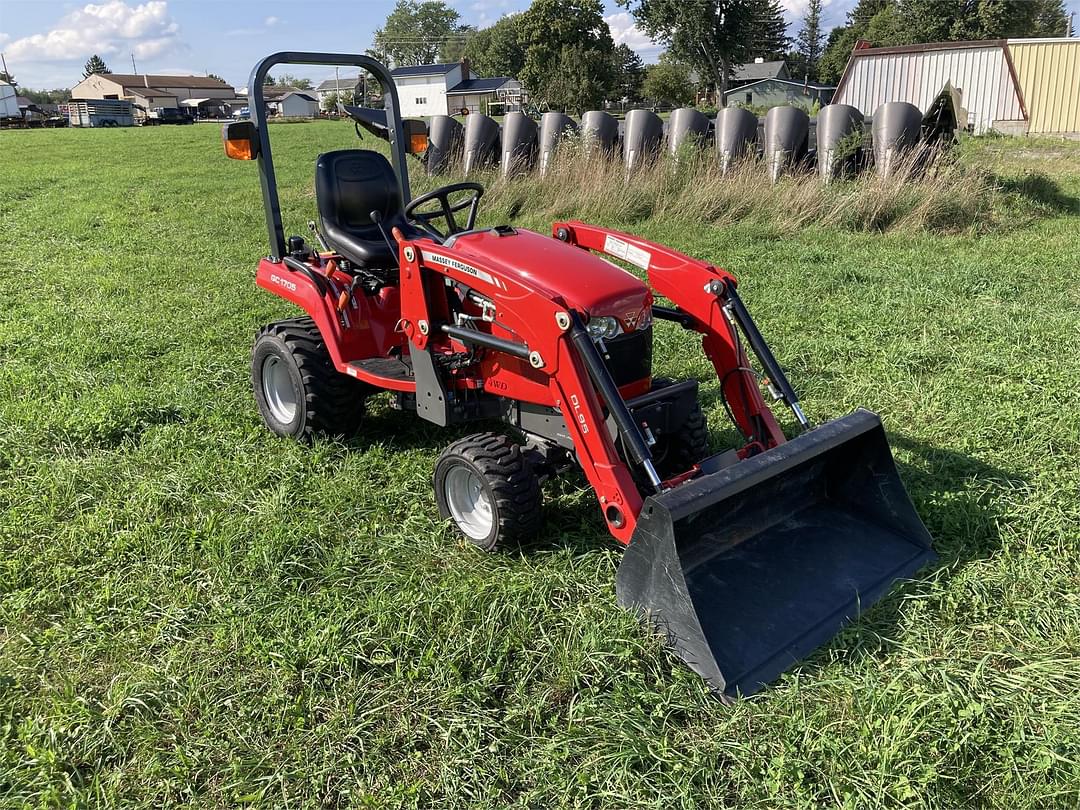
[264, 16, 279, 27]
[3, 1, 182, 63]
[604, 12, 663, 62]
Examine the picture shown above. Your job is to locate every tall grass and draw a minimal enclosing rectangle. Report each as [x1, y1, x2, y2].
[450, 140, 1028, 235]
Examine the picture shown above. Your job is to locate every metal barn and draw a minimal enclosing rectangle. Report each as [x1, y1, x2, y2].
[1008, 38, 1080, 136]
[833, 41, 1026, 135]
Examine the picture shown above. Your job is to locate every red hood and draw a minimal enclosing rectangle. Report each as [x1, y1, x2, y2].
[446, 227, 650, 324]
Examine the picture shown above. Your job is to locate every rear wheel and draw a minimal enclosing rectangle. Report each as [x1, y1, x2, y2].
[252, 317, 366, 439]
[434, 433, 542, 550]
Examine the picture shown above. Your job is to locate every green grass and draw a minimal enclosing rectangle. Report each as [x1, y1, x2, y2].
[1, 121, 1079, 808]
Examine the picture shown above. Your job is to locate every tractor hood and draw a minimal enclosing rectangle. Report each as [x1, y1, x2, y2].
[447, 227, 650, 324]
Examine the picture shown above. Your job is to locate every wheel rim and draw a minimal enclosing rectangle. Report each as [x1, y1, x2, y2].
[261, 355, 298, 424]
[444, 465, 494, 541]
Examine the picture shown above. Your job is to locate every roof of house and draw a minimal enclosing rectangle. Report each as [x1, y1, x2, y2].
[731, 60, 788, 81]
[446, 77, 515, 95]
[315, 77, 360, 92]
[280, 92, 317, 102]
[263, 87, 307, 101]
[730, 77, 835, 92]
[391, 62, 459, 78]
[93, 73, 234, 90]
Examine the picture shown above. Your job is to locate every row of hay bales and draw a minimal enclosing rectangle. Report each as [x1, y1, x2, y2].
[422, 102, 928, 181]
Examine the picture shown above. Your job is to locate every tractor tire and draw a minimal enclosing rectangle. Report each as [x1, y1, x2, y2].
[649, 377, 710, 479]
[434, 433, 542, 551]
[251, 317, 366, 440]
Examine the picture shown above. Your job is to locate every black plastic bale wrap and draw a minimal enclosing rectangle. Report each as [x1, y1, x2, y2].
[616, 410, 936, 699]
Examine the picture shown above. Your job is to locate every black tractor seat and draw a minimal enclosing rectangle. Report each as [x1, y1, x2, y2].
[315, 149, 423, 269]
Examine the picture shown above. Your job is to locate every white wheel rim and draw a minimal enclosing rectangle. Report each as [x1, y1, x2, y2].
[445, 465, 494, 541]
[261, 355, 298, 423]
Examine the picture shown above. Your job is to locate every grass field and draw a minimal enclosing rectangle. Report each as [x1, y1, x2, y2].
[1, 121, 1079, 809]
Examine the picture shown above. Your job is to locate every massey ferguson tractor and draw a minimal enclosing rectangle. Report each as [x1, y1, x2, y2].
[223, 52, 935, 699]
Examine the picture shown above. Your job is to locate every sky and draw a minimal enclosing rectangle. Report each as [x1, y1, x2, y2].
[0, 0, 1076, 90]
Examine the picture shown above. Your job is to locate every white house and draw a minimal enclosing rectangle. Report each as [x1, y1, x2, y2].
[392, 62, 467, 117]
[391, 59, 522, 117]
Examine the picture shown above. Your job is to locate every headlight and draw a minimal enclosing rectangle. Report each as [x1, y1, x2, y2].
[586, 316, 621, 340]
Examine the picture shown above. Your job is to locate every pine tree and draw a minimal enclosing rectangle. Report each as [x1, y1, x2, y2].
[83, 55, 111, 78]
[795, 0, 824, 81]
[750, 0, 791, 61]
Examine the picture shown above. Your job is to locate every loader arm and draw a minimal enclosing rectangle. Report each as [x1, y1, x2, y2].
[552, 222, 785, 450]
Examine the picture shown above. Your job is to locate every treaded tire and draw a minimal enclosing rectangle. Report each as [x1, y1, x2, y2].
[252, 317, 366, 440]
[650, 377, 709, 478]
[434, 433, 542, 551]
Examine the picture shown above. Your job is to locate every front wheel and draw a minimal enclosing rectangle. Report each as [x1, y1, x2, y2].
[434, 433, 542, 550]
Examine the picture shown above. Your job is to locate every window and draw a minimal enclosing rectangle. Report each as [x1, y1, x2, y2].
[415, 97, 426, 105]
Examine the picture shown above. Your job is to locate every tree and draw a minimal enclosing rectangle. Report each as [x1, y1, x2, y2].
[545, 44, 616, 112]
[322, 90, 339, 111]
[464, 14, 526, 78]
[612, 43, 646, 101]
[749, 0, 790, 62]
[18, 88, 72, 104]
[440, 25, 476, 62]
[274, 73, 313, 90]
[207, 73, 226, 83]
[794, 0, 824, 81]
[373, 0, 470, 66]
[621, 0, 790, 103]
[518, 0, 615, 105]
[264, 74, 275, 86]
[83, 55, 111, 78]
[642, 53, 695, 105]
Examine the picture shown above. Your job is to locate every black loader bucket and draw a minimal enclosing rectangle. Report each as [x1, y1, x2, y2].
[617, 409, 935, 699]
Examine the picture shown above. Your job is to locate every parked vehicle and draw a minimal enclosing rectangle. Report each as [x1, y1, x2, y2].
[68, 99, 135, 127]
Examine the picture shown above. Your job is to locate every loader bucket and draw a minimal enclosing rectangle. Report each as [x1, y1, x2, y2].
[616, 409, 935, 699]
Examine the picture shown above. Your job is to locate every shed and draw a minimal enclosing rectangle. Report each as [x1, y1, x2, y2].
[271, 92, 319, 118]
[1007, 38, 1080, 136]
[834, 40, 1026, 134]
[723, 78, 834, 110]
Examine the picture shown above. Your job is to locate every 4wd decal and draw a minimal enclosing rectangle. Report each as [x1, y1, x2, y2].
[421, 250, 506, 289]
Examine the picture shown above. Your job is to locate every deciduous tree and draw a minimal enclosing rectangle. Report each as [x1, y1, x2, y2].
[518, 0, 615, 104]
[642, 53, 695, 106]
[464, 14, 526, 78]
[374, 0, 470, 66]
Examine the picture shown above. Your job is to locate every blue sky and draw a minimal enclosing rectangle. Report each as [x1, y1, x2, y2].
[0, 0, 1075, 90]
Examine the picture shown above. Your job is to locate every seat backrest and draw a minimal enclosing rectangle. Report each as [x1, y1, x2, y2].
[315, 149, 403, 238]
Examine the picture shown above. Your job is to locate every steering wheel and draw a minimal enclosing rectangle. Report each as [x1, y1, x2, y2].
[404, 182, 484, 240]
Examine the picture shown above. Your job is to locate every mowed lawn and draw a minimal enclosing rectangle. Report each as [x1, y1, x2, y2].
[1, 121, 1079, 809]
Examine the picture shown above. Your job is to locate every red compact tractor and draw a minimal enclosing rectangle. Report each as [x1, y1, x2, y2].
[224, 52, 935, 699]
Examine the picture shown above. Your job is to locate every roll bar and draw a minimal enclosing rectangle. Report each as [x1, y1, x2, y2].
[247, 52, 411, 261]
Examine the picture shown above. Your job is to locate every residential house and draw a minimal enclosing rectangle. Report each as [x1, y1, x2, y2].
[724, 78, 834, 110]
[263, 89, 320, 118]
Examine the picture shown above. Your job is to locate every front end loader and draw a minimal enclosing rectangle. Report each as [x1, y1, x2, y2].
[224, 51, 936, 699]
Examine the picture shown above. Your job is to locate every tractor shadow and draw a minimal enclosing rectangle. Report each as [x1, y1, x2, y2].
[782, 431, 1026, 680]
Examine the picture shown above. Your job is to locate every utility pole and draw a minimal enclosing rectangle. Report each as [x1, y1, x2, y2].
[1, 52, 9, 80]
[131, 53, 138, 74]
[1068, 12, 1075, 38]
